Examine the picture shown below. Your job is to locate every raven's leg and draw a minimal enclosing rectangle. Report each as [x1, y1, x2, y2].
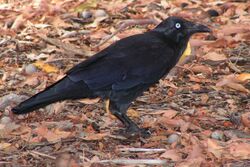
[109, 100, 150, 137]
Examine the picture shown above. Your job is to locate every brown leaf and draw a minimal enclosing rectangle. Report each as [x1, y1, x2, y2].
[11, 14, 25, 31]
[207, 139, 224, 159]
[226, 82, 249, 93]
[56, 153, 80, 167]
[191, 65, 212, 76]
[241, 112, 250, 128]
[159, 80, 178, 88]
[78, 98, 100, 104]
[188, 75, 212, 83]
[35, 125, 71, 142]
[216, 74, 249, 93]
[177, 157, 204, 167]
[158, 118, 190, 132]
[162, 109, 178, 119]
[0, 142, 11, 150]
[236, 73, 250, 82]
[160, 149, 181, 161]
[204, 52, 227, 62]
[22, 75, 40, 86]
[200, 94, 209, 104]
[219, 24, 250, 36]
[49, 102, 66, 114]
[81, 132, 109, 141]
[52, 16, 71, 28]
[227, 142, 250, 159]
[127, 109, 140, 118]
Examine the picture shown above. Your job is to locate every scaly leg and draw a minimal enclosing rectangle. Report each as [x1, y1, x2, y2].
[109, 100, 150, 138]
[105, 99, 116, 119]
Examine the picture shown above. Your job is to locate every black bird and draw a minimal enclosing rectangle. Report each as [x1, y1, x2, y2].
[12, 16, 210, 137]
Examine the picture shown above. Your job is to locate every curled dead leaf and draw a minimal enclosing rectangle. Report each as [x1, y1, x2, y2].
[216, 74, 249, 93]
[191, 65, 212, 76]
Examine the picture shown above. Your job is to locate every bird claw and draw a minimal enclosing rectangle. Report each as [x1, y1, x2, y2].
[115, 126, 151, 138]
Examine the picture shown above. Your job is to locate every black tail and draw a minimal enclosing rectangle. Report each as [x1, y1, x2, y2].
[12, 76, 93, 114]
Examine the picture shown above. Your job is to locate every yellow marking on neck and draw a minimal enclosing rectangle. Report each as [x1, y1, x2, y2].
[179, 42, 191, 63]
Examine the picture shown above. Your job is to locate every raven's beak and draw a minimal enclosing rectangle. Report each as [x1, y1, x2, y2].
[188, 23, 211, 34]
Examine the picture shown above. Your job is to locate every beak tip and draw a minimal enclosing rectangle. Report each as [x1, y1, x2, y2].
[198, 25, 211, 33]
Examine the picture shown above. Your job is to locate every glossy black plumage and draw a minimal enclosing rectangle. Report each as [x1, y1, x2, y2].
[12, 16, 210, 137]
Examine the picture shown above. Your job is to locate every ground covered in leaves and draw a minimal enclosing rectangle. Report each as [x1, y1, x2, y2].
[0, 0, 250, 166]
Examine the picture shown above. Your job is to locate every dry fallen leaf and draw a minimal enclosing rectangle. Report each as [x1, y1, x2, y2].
[33, 61, 59, 73]
[56, 153, 80, 167]
[207, 139, 224, 159]
[35, 125, 71, 142]
[160, 149, 181, 161]
[0, 142, 11, 150]
[227, 142, 250, 160]
[219, 24, 250, 36]
[78, 98, 100, 104]
[162, 109, 178, 119]
[158, 118, 190, 132]
[191, 65, 212, 76]
[22, 75, 40, 86]
[216, 74, 249, 93]
[241, 112, 250, 128]
[127, 108, 140, 118]
[81, 132, 109, 141]
[204, 52, 227, 62]
[236, 73, 250, 82]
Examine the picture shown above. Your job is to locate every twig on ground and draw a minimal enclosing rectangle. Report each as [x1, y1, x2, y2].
[0, 161, 12, 165]
[28, 151, 56, 160]
[61, 30, 91, 39]
[92, 18, 159, 48]
[45, 58, 85, 63]
[97, 159, 167, 165]
[176, 64, 195, 75]
[119, 148, 166, 153]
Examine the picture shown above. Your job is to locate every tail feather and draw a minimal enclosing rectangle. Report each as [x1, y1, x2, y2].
[12, 76, 93, 114]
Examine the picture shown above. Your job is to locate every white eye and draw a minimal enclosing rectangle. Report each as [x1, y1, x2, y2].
[175, 23, 181, 29]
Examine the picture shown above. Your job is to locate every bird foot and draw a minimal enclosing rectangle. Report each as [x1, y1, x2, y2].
[116, 126, 151, 138]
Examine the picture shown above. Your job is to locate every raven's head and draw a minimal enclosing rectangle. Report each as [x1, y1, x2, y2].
[154, 16, 211, 44]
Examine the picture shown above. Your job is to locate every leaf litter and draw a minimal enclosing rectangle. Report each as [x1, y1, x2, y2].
[0, 0, 249, 166]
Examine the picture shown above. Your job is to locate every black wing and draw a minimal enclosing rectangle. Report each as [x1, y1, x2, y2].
[67, 32, 176, 91]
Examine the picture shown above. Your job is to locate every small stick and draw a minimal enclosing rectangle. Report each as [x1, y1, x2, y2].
[119, 148, 166, 153]
[29, 151, 56, 160]
[0, 161, 12, 164]
[92, 18, 159, 48]
[98, 159, 167, 165]
[176, 64, 195, 75]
